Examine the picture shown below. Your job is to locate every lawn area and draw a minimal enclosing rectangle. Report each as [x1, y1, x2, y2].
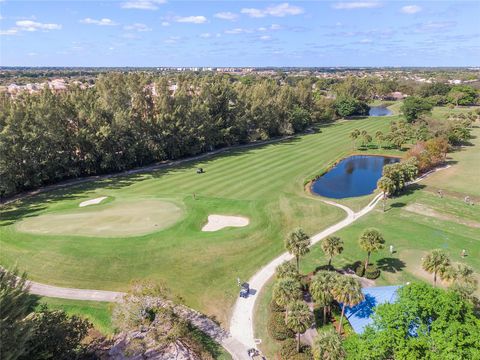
[38, 297, 114, 335]
[0, 116, 394, 325]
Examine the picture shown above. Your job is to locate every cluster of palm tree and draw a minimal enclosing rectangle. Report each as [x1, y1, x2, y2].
[421, 249, 477, 296]
[272, 229, 368, 356]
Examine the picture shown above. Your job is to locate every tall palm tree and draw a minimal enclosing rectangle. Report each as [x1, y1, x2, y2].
[349, 129, 360, 150]
[310, 271, 338, 325]
[332, 276, 364, 334]
[359, 228, 385, 271]
[321, 236, 344, 269]
[272, 277, 302, 318]
[377, 176, 396, 212]
[285, 228, 311, 271]
[375, 130, 384, 148]
[275, 260, 298, 280]
[286, 300, 313, 353]
[421, 249, 450, 286]
[313, 329, 346, 360]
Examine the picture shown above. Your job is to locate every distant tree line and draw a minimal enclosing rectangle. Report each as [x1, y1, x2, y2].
[0, 73, 338, 197]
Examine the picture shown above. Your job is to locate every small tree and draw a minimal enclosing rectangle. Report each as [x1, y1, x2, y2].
[273, 278, 302, 317]
[422, 249, 450, 286]
[286, 301, 313, 353]
[321, 236, 344, 268]
[400, 96, 433, 122]
[276, 261, 298, 280]
[0, 267, 35, 360]
[349, 129, 360, 150]
[377, 176, 396, 212]
[359, 228, 385, 271]
[332, 276, 364, 334]
[285, 228, 311, 271]
[313, 329, 346, 360]
[310, 271, 338, 325]
[375, 130, 384, 148]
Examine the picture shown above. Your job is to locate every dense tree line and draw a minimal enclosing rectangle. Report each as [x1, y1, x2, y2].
[0, 73, 335, 196]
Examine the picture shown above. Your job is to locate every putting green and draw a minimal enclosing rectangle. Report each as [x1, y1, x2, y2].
[16, 199, 184, 237]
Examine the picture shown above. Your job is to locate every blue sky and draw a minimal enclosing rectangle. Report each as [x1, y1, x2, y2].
[0, 0, 479, 67]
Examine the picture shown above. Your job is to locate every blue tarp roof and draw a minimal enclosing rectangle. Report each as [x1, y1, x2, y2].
[342, 285, 401, 334]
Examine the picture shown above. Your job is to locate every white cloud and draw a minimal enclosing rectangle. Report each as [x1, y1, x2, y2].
[224, 27, 252, 34]
[121, 0, 166, 10]
[161, 21, 170, 26]
[124, 23, 151, 31]
[214, 12, 238, 21]
[175, 16, 207, 24]
[401, 5, 422, 14]
[16, 20, 62, 31]
[28, 52, 37, 56]
[270, 24, 281, 30]
[241, 3, 303, 18]
[200, 32, 212, 38]
[0, 28, 18, 36]
[164, 36, 180, 44]
[332, 2, 382, 10]
[260, 35, 271, 40]
[359, 38, 373, 43]
[80, 18, 118, 26]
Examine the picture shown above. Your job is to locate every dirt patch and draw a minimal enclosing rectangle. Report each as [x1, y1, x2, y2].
[79, 196, 107, 207]
[17, 199, 184, 237]
[404, 203, 480, 228]
[201, 215, 249, 232]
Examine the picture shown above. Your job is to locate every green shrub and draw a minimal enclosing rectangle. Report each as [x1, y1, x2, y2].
[354, 262, 365, 277]
[365, 264, 380, 279]
[279, 339, 313, 360]
[268, 312, 294, 341]
[269, 300, 285, 313]
[279, 338, 298, 359]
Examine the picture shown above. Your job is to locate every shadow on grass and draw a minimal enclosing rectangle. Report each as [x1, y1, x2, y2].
[376, 257, 406, 273]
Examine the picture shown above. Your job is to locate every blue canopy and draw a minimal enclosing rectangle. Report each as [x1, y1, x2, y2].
[342, 285, 401, 334]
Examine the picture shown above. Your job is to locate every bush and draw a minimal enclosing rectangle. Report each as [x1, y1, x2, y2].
[268, 312, 294, 341]
[279, 338, 298, 359]
[354, 262, 365, 277]
[365, 264, 381, 280]
[279, 339, 313, 360]
[269, 300, 285, 313]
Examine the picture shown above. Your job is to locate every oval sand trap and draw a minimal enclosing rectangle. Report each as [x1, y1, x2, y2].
[17, 199, 183, 237]
[79, 196, 107, 207]
[202, 214, 249, 232]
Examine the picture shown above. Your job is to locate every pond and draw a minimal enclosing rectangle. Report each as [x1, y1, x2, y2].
[369, 106, 393, 116]
[311, 155, 400, 199]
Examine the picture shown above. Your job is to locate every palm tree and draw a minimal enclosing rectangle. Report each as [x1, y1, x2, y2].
[310, 271, 338, 325]
[321, 236, 344, 269]
[286, 300, 313, 353]
[377, 176, 396, 212]
[276, 261, 298, 280]
[359, 228, 385, 271]
[421, 249, 450, 286]
[349, 129, 360, 150]
[332, 276, 364, 334]
[272, 277, 302, 316]
[285, 228, 311, 271]
[454, 263, 477, 287]
[313, 329, 346, 360]
[375, 130, 384, 148]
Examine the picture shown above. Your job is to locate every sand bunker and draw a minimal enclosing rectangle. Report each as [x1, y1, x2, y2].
[202, 215, 249, 232]
[17, 199, 183, 237]
[79, 197, 107, 207]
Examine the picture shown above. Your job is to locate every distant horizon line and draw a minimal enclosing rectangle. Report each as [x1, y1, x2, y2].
[1, 66, 479, 69]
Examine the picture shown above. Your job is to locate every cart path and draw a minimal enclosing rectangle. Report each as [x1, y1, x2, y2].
[229, 164, 451, 349]
[26, 280, 251, 360]
[229, 193, 383, 348]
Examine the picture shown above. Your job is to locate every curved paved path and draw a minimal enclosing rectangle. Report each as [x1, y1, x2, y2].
[228, 164, 451, 349]
[229, 193, 383, 348]
[26, 280, 251, 360]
